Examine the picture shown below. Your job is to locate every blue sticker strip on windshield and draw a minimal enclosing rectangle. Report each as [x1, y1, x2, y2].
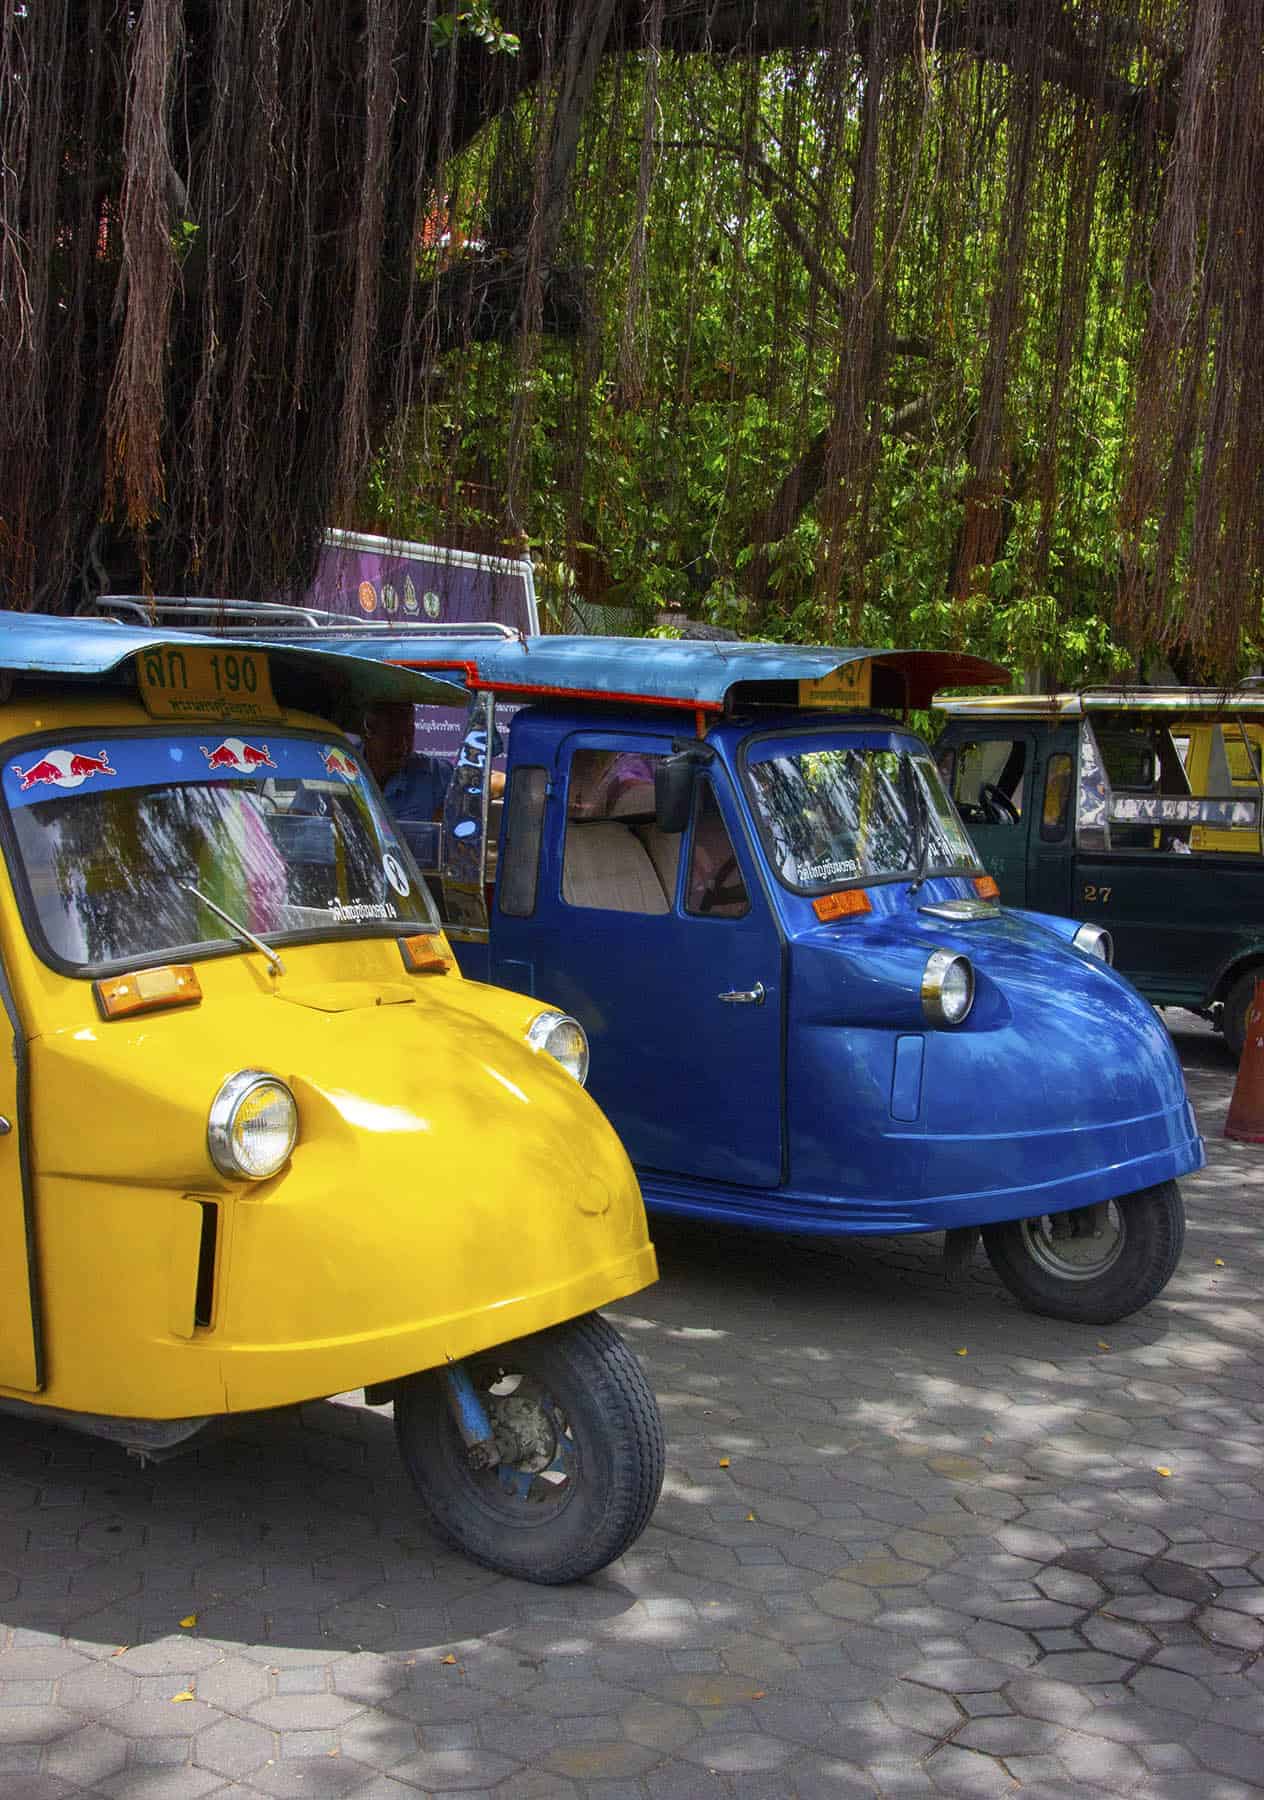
[4, 733, 366, 810]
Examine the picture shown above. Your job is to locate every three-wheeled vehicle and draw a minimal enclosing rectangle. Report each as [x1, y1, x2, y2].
[0, 612, 663, 1583]
[277, 631, 1205, 1326]
[936, 688, 1264, 1057]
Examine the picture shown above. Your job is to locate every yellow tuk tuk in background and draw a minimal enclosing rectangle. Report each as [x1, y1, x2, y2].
[0, 612, 662, 1583]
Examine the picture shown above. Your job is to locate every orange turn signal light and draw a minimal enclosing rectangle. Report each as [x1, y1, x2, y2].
[399, 932, 452, 974]
[973, 875, 1000, 900]
[813, 889, 872, 923]
[94, 964, 202, 1019]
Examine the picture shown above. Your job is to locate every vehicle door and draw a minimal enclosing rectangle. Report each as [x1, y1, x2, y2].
[1073, 718, 1263, 1005]
[0, 950, 40, 1391]
[492, 737, 784, 1188]
[939, 729, 1035, 904]
[1026, 732, 1077, 916]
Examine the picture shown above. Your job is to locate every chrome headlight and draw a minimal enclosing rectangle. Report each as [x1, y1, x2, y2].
[208, 1071, 298, 1180]
[921, 950, 975, 1026]
[1072, 923, 1114, 965]
[526, 1011, 590, 1085]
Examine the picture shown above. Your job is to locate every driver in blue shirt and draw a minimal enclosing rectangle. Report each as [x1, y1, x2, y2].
[361, 701, 453, 820]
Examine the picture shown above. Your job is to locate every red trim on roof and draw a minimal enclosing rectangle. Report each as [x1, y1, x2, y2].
[389, 661, 726, 712]
[387, 658, 480, 684]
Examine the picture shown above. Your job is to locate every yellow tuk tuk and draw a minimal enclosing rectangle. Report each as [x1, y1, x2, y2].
[0, 612, 662, 1583]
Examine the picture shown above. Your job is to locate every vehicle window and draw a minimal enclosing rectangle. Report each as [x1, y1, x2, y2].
[1222, 726, 1264, 787]
[1097, 729, 1159, 790]
[3, 732, 435, 971]
[1077, 718, 1259, 855]
[562, 749, 671, 914]
[744, 740, 978, 892]
[950, 738, 1027, 826]
[685, 781, 749, 918]
[499, 766, 548, 918]
[1041, 753, 1073, 842]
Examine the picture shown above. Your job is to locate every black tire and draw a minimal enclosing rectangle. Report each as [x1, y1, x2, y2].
[1221, 970, 1261, 1061]
[980, 1181, 1185, 1324]
[394, 1312, 665, 1584]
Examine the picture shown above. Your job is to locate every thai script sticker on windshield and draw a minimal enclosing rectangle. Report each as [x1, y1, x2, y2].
[11, 747, 117, 792]
[327, 899, 398, 924]
[138, 645, 283, 723]
[382, 852, 411, 898]
[808, 856, 859, 882]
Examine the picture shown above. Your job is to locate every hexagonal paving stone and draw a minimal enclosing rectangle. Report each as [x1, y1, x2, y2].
[249, 1754, 380, 1795]
[247, 1694, 363, 1731]
[193, 1716, 276, 1778]
[1033, 1650, 1134, 1686]
[96, 1767, 224, 1800]
[43, 1722, 130, 1785]
[116, 1640, 224, 1678]
[677, 1729, 797, 1772]
[845, 1556, 930, 1587]
[392, 1744, 523, 1787]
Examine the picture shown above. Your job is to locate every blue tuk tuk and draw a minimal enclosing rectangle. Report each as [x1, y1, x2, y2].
[222, 626, 1209, 1324]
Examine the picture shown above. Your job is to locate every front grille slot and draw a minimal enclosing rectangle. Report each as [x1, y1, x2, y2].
[194, 1201, 218, 1328]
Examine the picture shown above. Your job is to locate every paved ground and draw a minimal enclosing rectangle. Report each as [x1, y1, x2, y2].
[2, 1017, 1261, 1800]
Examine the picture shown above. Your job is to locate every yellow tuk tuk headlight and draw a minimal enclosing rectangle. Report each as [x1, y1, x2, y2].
[526, 1011, 590, 1085]
[208, 1071, 298, 1180]
[1072, 922, 1114, 964]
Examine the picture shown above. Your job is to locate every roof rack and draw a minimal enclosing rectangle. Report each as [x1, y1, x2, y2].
[88, 596, 522, 642]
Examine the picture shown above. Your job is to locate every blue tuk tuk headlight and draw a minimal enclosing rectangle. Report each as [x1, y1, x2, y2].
[1072, 922, 1114, 965]
[208, 1071, 298, 1180]
[526, 1011, 590, 1085]
[921, 951, 975, 1027]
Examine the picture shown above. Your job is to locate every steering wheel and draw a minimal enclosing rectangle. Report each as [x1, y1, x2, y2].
[978, 782, 1020, 825]
[696, 854, 745, 915]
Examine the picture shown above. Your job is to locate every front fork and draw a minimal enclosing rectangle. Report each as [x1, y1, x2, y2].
[442, 1361, 500, 1469]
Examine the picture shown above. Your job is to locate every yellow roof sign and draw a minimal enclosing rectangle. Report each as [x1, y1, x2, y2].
[798, 660, 872, 710]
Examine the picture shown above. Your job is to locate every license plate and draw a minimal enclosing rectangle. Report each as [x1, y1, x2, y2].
[137, 645, 283, 723]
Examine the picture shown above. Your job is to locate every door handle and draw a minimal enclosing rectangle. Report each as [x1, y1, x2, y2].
[718, 981, 765, 1005]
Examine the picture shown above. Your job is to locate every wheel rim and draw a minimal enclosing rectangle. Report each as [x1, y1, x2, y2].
[1019, 1202, 1126, 1282]
[456, 1363, 579, 1524]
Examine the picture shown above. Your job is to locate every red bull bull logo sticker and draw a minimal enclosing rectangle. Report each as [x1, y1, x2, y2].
[199, 738, 276, 774]
[321, 746, 360, 781]
[11, 747, 117, 791]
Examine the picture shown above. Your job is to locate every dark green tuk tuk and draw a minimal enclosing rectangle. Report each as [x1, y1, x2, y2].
[935, 689, 1264, 1056]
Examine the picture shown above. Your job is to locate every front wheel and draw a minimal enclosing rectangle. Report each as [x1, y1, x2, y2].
[394, 1313, 665, 1584]
[980, 1181, 1185, 1324]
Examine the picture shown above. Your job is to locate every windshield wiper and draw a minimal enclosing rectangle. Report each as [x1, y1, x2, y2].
[183, 882, 286, 977]
[905, 764, 933, 895]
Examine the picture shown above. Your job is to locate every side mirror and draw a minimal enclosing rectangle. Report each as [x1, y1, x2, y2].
[655, 753, 698, 835]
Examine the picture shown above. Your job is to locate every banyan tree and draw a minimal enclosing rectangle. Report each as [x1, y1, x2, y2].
[1, 3, 1261, 676]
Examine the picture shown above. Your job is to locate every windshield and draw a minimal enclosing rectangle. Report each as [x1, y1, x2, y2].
[744, 737, 980, 891]
[3, 731, 437, 971]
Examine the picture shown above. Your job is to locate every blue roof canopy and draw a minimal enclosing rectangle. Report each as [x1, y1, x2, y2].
[277, 632, 1009, 714]
[0, 610, 468, 712]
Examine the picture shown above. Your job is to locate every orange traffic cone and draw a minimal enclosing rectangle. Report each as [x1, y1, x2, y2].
[1225, 977, 1264, 1142]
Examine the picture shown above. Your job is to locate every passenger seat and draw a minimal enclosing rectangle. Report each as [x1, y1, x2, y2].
[562, 821, 669, 913]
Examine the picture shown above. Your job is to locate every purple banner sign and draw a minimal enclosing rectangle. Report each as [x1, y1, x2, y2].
[305, 529, 538, 633]
[307, 531, 536, 763]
